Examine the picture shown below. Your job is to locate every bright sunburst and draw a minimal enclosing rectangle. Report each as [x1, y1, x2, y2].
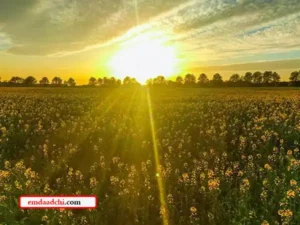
[108, 35, 179, 84]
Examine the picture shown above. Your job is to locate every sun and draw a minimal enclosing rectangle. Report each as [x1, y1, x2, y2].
[108, 37, 179, 84]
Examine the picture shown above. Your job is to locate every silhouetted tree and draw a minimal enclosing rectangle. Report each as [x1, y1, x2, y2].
[131, 78, 138, 84]
[123, 76, 132, 85]
[184, 74, 196, 85]
[290, 71, 300, 82]
[176, 76, 183, 85]
[153, 75, 166, 85]
[252, 71, 263, 84]
[24, 76, 37, 85]
[107, 77, 117, 86]
[263, 71, 273, 84]
[97, 78, 103, 86]
[9, 76, 23, 84]
[198, 73, 209, 85]
[52, 77, 62, 85]
[67, 78, 76, 86]
[89, 77, 97, 86]
[243, 72, 253, 83]
[229, 74, 241, 83]
[271, 72, 280, 84]
[40, 77, 49, 85]
[103, 77, 109, 86]
[211, 73, 223, 86]
[116, 79, 122, 86]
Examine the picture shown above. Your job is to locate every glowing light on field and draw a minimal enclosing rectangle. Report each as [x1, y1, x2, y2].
[147, 88, 169, 225]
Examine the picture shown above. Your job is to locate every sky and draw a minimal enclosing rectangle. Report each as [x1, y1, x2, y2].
[1, 0, 300, 84]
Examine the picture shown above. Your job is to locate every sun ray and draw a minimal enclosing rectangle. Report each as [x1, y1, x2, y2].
[146, 88, 169, 225]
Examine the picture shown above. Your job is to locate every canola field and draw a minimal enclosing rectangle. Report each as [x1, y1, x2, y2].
[0, 87, 300, 225]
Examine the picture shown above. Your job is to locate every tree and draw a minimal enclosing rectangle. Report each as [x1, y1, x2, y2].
[263, 71, 273, 84]
[40, 77, 49, 85]
[271, 72, 280, 83]
[108, 77, 117, 86]
[89, 77, 97, 86]
[102, 77, 109, 86]
[229, 74, 241, 83]
[24, 76, 37, 85]
[176, 76, 183, 84]
[116, 79, 122, 86]
[212, 73, 223, 82]
[9, 76, 23, 84]
[131, 77, 138, 84]
[252, 71, 263, 84]
[97, 78, 103, 86]
[198, 73, 209, 84]
[184, 74, 196, 85]
[123, 76, 132, 85]
[243, 72, 253, 83]
[289, 71, 300, 82]
[67, 78, 76, 86]
[52, 77, 62, 85]
[153, 75, 166, 85]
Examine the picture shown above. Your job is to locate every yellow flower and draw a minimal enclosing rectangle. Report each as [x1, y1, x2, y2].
[182, 173, 189, 182]
[238, 171, 244, 177]
[242, 178, 250, 187]
[261, 220, 269, 225]
[208, 178, 220, 191]
[0, 195, 7, 202]
[190, 206, 197, 216]
[225, 168, 233, 177]
[160, 206, 167, 217]
[278, 209, 293, 218]
[41, 216, 48, 222]
[14, 180, 23, 190]
[110, 176, 119, 185]
[200, 172, 205, 180]
[287, 190, 296, 199]
[25, 180, 31, 188]
[0, 170, 9, 180]
[287, 150, 293, 156]
[43, 184, 51, 194]
[90, 177, 98, 188]
[190, 206, 197, 213]
[290, 179, 297, 187]
[264, 164, 272, 171]
[208, 170, 215, 179]
[15, 160, 25, 172]
[1, 126, 7, 133]
[4, 161, 11, 169]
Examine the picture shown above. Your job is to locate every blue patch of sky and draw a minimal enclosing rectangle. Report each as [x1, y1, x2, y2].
[237, 25, 273, 38]
[0, 33, 12, 50]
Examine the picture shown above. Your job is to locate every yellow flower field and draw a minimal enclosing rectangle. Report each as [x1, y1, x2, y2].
[0, 87, 300, 225]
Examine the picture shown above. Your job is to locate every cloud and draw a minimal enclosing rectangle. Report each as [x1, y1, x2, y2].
[0, 33, 12, 51]
[0, 0, 187, 55]
[0, 0, 300, 63]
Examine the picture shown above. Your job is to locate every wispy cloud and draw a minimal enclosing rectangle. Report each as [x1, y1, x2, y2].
[0, 0, 300, 66]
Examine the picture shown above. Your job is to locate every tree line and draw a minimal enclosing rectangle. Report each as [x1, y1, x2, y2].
[0, 76, 76, 87]
[1, 70, 300, 87]
[147, 71, 300, 87]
